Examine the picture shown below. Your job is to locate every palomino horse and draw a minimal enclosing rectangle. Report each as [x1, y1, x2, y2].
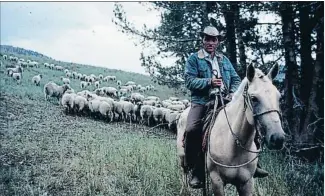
[176, 63, 285, 196]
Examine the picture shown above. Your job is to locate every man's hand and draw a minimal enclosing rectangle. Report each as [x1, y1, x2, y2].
[225, 93, 234, 101]
[211, 78, 223, 88]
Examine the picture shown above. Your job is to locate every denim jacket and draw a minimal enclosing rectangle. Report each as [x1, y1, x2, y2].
[184, 49, 241, 105]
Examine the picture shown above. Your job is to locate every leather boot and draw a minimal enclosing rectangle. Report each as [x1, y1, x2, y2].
[189, 165, 204, 189]
[189, 153, 205, 189]
[253, 162, 269, 178]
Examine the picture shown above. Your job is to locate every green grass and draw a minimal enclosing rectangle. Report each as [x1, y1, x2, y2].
[0, 52, 323, 196]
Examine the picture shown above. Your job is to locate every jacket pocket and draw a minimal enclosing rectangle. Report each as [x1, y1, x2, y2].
[198, 66, 208, 78]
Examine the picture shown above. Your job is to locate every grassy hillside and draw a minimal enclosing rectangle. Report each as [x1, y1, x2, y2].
[0, 45, 187, 101]
[0, 48, 323, 196]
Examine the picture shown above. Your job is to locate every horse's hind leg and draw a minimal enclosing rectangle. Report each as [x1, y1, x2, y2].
[210, 171, 225, 196]
[236, 178, 254, 196]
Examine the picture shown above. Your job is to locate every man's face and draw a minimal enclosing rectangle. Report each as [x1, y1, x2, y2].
[203, 35, 218, 53]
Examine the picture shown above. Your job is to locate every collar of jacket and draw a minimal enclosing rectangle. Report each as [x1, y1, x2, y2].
[197, 49, 223, 60]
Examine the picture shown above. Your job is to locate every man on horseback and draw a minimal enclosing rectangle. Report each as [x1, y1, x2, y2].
[183, 26, 269, 189]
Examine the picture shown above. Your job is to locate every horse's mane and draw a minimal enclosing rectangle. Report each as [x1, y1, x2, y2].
[229, 77, 248, 104]
[230, 69, 267, 104]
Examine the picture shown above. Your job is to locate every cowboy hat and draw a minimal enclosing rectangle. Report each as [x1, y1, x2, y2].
[199, 26, 222, 38]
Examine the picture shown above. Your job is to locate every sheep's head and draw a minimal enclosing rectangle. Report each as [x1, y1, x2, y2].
[94, 89, 101, 95]
[39, 74, 43, 79]
[62, 84, 71, 92]
[60, 76, 63, 80]
[87, 82, 91, 86]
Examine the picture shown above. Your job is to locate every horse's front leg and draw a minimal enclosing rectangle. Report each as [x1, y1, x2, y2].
[236, 178, 254, 196]
[210, 170, 225, 196]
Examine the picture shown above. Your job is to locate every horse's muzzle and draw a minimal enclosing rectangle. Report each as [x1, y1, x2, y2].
[268, 133, 285, 150]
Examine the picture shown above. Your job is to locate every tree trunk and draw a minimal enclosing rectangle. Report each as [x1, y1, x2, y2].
[298, 2, 314, 135]
[234, 3, 246, 79]
[280, 2, 300, 138]
[223, 3, 238, 69]
[301, 8, 324, 143]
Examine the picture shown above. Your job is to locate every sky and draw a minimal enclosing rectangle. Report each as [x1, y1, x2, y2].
[0, 2, 284, 75]
[0, 2, 166, 74]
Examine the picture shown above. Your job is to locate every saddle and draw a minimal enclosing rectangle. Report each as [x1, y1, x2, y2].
[201, 99, 227, 153]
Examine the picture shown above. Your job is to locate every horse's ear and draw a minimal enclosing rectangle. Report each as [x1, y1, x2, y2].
[246, 63, 255, 82]
[267, 63, 279, 80]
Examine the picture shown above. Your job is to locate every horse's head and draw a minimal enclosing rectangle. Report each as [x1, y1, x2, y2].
[244, 63, 285, 150]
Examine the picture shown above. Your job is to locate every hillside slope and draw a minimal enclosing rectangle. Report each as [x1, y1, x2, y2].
[0, 45, 187, 100]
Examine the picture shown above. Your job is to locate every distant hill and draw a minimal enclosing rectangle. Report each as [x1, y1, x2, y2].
[0, 45, 53, 60]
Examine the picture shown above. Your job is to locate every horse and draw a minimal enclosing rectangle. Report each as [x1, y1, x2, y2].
[176, 63, 286, 196]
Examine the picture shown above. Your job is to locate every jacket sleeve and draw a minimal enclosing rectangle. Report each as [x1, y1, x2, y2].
[224, 57, 241, 93]
[184, 55, 211, 91]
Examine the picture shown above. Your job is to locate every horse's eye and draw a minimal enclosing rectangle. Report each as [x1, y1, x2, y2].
[251, 96, 258, 103]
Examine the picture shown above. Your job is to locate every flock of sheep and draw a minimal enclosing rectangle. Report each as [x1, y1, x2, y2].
[2, 54, 190, 132]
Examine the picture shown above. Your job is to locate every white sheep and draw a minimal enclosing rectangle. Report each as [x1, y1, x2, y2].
[88, 99, 102, 118]
[55, 66, 64, 71]
[120, 101, 135, 124]
[139, 87, 147, 93]
[66, 72, 72, 78]
[118, 86, 132, 93]
[80, 81, 89, 89]
[140, 105, 154, 126]
[167, 104, 185, 111]
[44, 82, 71, 104]
[169, 96, 179, 101]
[72, 72, 77, 79]
[60, 76, 70, 85]
[32, 74, 42, 86]
[172, 100, 183, 105]
[143, 100, 156, 106]
[7, 66, 23, 76]
[28, 61, 38, 68]
[146, 96, 160, 102]
[162, 100, 172, 108]
[77, 90, 91, 98]
[181, 99, 190, 107]
[113, 101, 124, 121]
[125, 81, 135, 86]
[61, 92, 76, 114]
[98, 74, 103, 80]
[73, 95, 89, 114]
[101, 87, 117, 97]
[44, 63, 49, 67]
[99, 101, 114, 122]
[119, 89, 129, 97]
[108, 76, 117, 81]
[77, 73, 82, 80]
[12, 72, 22, 84]
[94, 81, 100, 89]
[116, 80, 122, 86]
[165, 111, 181, 132]
[161, 108, 172, 123]
[2, 55, 7, 60]
[64, 69, 69, 74]
[153, 106, 164, 124]
[131, 93, 145, 103]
